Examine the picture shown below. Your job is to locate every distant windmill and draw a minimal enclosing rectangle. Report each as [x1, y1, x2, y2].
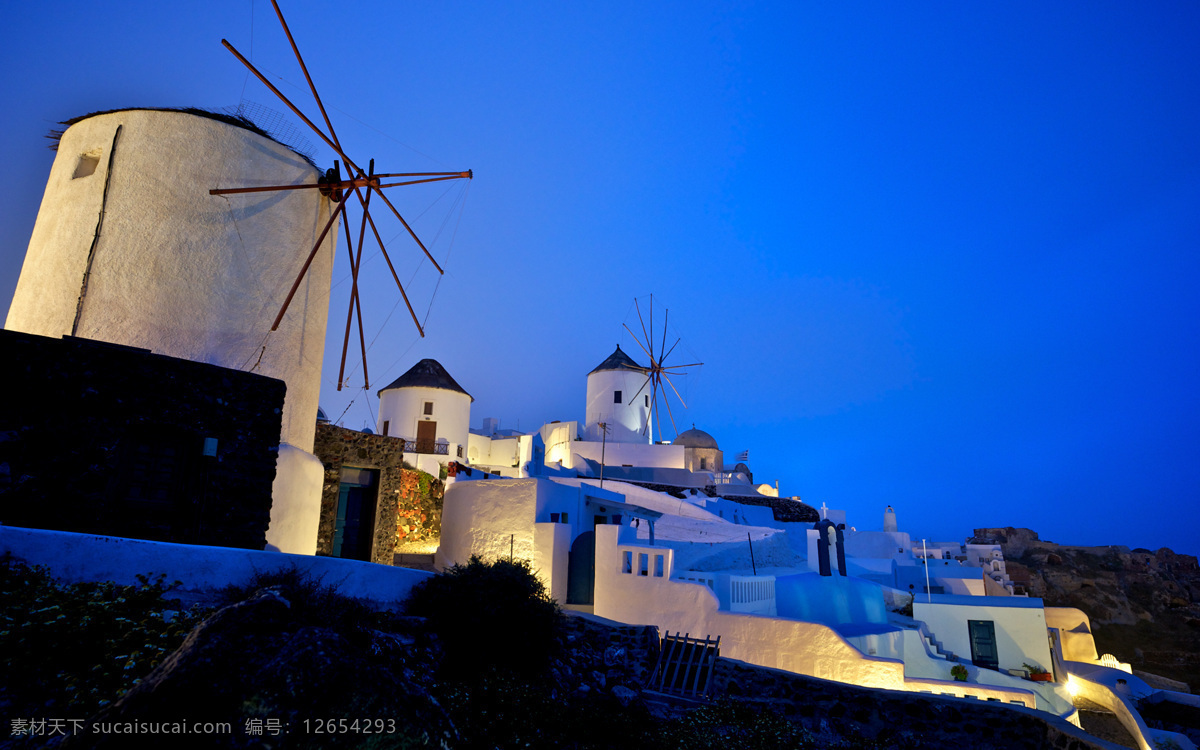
[209, 0, 472, 390]
[622, 296, 703, 442]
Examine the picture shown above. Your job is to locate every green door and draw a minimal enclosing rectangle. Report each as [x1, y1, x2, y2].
[332, 467, 378, 561]
[968, 620, 999, 670]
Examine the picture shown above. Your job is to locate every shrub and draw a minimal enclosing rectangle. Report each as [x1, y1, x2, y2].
[0, 557, 208, 714]
[405, 555, 561, 678]
[216, 565, 392, 637]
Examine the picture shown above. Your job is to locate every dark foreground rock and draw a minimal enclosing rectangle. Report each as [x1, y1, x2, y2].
[55, 589, 455, 749]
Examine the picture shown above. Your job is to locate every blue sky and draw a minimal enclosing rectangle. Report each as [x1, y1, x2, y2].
[3, 2, 1198, 554]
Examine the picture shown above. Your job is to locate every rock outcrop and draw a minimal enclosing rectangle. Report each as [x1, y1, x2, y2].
[975, 527, 1200, 691]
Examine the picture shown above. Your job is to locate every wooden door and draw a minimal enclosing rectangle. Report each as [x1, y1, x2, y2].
[416, 420, 437, 453]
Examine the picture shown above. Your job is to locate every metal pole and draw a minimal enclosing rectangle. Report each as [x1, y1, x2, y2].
[923, 539, 932, 603]
[748, 533, 757, 576]
[599, 422, 607, 489]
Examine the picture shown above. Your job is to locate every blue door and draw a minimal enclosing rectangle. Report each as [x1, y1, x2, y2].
[567, 531, 596, 605]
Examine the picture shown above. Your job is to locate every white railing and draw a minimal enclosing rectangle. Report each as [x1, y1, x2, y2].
[728, 574, 776, 616]
[1098, 653, 1133, 674]
[676, 571, 776, 615]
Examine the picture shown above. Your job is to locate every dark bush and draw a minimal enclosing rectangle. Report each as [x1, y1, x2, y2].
[0, 556, 208, 714]
[405, 555, 561, 678]
[216, 565, 385, 634]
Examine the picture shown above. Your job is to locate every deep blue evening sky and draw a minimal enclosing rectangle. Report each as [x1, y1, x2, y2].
[3, 2, 1198, 555]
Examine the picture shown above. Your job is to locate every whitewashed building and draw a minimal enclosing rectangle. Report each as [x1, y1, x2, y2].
[582, 346, 653, 443]
[377, 358, 473, 476]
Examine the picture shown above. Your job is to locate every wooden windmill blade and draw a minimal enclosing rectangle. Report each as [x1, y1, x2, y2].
[337, 161, 373, 390]
[211, 0, 472, 390]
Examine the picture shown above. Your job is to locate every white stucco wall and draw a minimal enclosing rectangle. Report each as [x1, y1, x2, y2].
[378, 384, 471, 460]
[584, 368, 652, 443]
[436, 477, 588, 561]
[467, 422, 580, 475]
[467, 433, 525, 473]
[534, 521, 572, 604]
[6, 110, 337, 554]
[897, 560, 987, 596]
[1046, 607, 1100, 663]
[266, 444, 325, 554]
[914, 595, 1055, 678]
[538, 421, 579, 467]
[572, 440, 685, 470]
[0, 526, 430, 611]
[437, 479, 538, 571]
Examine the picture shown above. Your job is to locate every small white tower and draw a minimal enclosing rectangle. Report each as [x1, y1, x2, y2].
[377, 359, 473, 475]
[583, 345, 652, 443]
[884, 505, 898, 532]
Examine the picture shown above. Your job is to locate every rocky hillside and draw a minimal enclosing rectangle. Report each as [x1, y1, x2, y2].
[974, 527, 1200, 691]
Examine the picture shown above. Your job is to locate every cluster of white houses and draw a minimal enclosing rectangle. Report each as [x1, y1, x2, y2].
[368, 351, 1191, 749]
[5, 108, 1193, 750]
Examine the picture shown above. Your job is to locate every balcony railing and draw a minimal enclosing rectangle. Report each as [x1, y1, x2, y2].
[403, 439, 449, 455]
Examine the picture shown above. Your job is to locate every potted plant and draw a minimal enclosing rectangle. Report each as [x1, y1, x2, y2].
[1023, 662, 1053, 682]
[950, 664, 969, 682]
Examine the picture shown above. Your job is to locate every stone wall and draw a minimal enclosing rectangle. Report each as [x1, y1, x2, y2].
[395, 469, 443, 546]
[312, 423, 444, 564]
[0, 330, 284, 549]
[709, 659, 1113, 749]
[560, 614, 660, 694]
[565, 611, 1114, 748]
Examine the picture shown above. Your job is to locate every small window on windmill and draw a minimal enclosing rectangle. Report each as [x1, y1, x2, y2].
[645, 395, 649, 407]
[381, 420, 390, 436]
[700, 457, 707, 470]
[73, 149, 102, 179]
[423, 402, 434, 416]
[613, 390, 622, 404]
